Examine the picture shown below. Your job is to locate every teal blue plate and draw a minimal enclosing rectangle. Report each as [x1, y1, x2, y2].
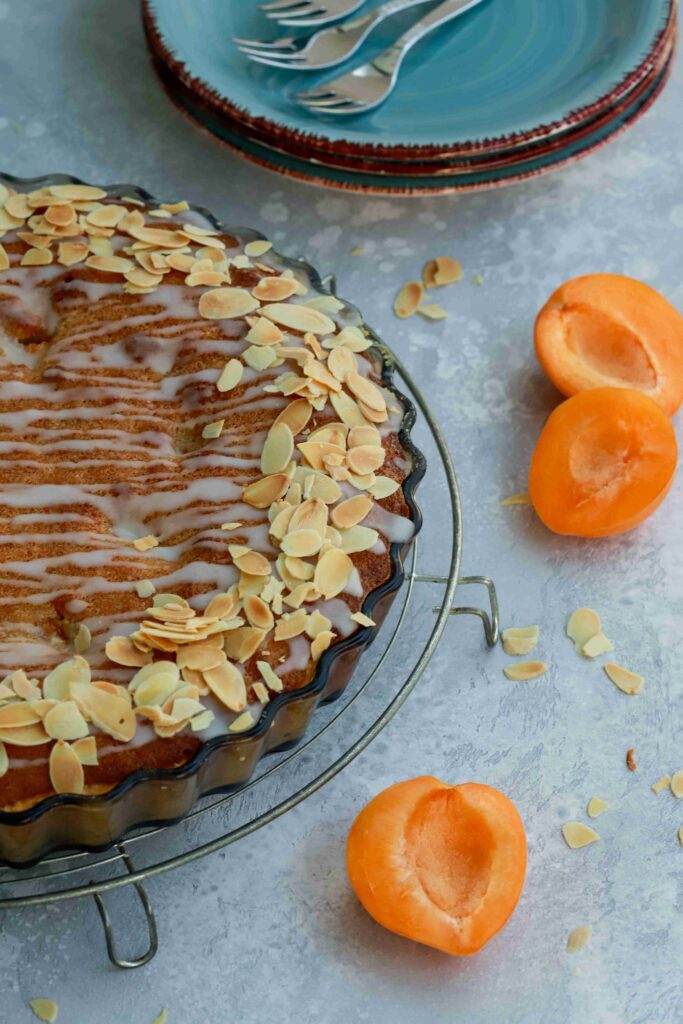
[152, 45, 672, 195]
[144, 0, 671, 154]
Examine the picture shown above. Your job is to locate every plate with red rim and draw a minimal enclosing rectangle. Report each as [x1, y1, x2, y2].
[143, 0, 674, 162]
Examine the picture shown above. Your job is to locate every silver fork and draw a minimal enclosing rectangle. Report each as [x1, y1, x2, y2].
[259, 0, 366, 28]
[237, 0, 437, 71]
[294, 0, 488, 114]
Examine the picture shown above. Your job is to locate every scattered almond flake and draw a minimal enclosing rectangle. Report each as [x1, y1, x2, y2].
[135, 579, 156, 599]
[86, 254, 134, 274]
[216, 358, 243, 393]
[501, 625, 539, 656]
[229, 711, 254, 733]
[246, 316, 284, 346]
[125, 267, 163, 289]
[73, 623, 91, 653]
[198, 286, 259, 320]
[49, 740, 85, 794]
[394, 281, 423, 319]
[44, 701, 89, 742]
[256, 660, 283, 692]
[133, 534, 159, 552]
[252, 681, 270, 704]
[72, 736, 98, 766]
[161, 201, 189, 214]
[473, 273, 484, 285]
[417, 303, 447, 321]
[581, 633, 613, 658]
[566, 608, 601, 653]
[21, 247, 53, 266]
[368, 476, 400, 500]
[626, 748, 637, 772]
[501, 492, 531, 506]
[88, 236, 114, 257]
[350, 245, 365, 256]
[105, 635, 152, 667]
[424, 256, 463, 287]
[562, 822, 600, 849]
[671, 771, 683, 798]
[503, 660, 547, 681]
[679, 826, 683, 847]
[261, 302, 335, 336]
[191, 709, 215, 732]
[243, 238, 271, 257]
[57, 240, 89, 266]
[311, 629, 335, 661]
[652, 775, 672, 794]
[29, 999, 59, 1023]
[350, 611, 375, 628]
[587, 797, 609, 818]
[567, 926, 592, 954]
[202, 419, 225, 440]
[604, 662, 643, 695]
[253, 276, 300, 301]
[0, 243, 8, 271]
[243, 473, 290, 509]
[148, 208, 172, 219]
[244, 344, 278, 371]
[151, 1011, 168, 1024]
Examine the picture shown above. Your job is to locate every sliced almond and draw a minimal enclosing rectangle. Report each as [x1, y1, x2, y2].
[49, 740, 85, 795]
[671, 771, 683, 799]
[281, 529, 322, 558]
[87, 204, 127, 228]
[417, 304, 447, 321]
[604, 662, 643, 695]
[369, 476, 400, 500]
[28, 998, 60, 1023]
[587, 797, 609, 818]
[223, 626, 268, 663]
[0, 703, 43, 729]
[243, 473, 290, 508]
[273, 398, 313, 435]
[503, 660, 547, 681]
[203, 660, 247, 712]
[105, 635, 152, 667]
[501, 626, 539, 657]
[21, 247, 53, 266]
[345, 371, 386, 413]
[394, 281, 423, 318]
[71, 682, 136, 742]
[347, 444, 385, 476]
[331, 495, 373, 530]
[348, 425, 381, 449]
[43, 655, 91, 701]
[57, 240, 89, 266]
[330, 390, 367, 428]
[289, 498, 328, 536]
[327, 345, 358, 382]
[86, 254, 134, 273]
[0, 243, 8, 271]
[135, 580, 156, 599]
[205, 591, 239, 619]
[245, 239, 272, 257]
[231, 548, 271, 576]
[314, 548, 353, 600]
[566, 608, 601, 653]
[311, 630, 335, 661]
[261, 423, 294, 475]
[256, 660, 283, 692]
[566, 926, 592, 954]
[217, 358, 243, 393]
[339, 525, 379, 554]
[0, 741, 6, 778]
[0, 723, 49, 746]
[72, 736, 99, 766]
[350, 611, 376, 628]
[274, 609, 308, 641]
[229, 711, 254, 733]
[44, 701, 89, 741]
[501, 492, 532, 506]
[133, 534, 159, 552]
[253, 276, 299, 301]
[244, 595, 274, 631]
[246, 316, 284, 346]
[50, 183, 107, 201]
[581, 633, 613, 658]
[424, 256, 463, 287]
[202, 419, 224, 440]
[260, 302, 335, 336]
[652, 775, 672, 794]
[198, 286, 259, 320]
[562, 822, 600, 849]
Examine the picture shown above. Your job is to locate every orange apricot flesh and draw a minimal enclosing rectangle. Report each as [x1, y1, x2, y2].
[529, 387, 677, 537]
[535, 274, 683, 415]
[346, 777, 526, 956]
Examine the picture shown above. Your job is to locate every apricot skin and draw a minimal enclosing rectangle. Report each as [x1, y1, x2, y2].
[535, 274, 683, 416]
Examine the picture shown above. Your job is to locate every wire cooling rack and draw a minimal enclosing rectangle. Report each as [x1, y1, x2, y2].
[0, 286, 499, 969]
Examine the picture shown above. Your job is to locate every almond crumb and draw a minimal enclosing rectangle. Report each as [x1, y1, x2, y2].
[652, 775, 671, 794]
[567, 925, 592, 953]
[626, 748, 637, 772]
[133, 535, 158, 552]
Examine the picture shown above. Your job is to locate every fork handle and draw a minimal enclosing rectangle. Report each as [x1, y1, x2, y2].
[372, 0, 487, 74]
[340, 0, 437, 33]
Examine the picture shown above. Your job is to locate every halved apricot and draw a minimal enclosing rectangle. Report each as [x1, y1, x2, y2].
[535, 274, 683, 415]
[529, 387, 677, 537]
[346, 777, 526, 956]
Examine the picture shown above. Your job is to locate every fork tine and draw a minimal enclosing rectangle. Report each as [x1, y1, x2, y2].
[291, 86, 337, 100]
[238, 45, 303, 60]
[259, 0, 310, 10]
[233, 37, 298, 50]
[242, 53, 308, 69]
[299, 98, 365, 113]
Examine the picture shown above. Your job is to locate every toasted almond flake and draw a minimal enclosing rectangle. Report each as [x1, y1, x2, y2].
[203, 660, 248, 711]
[49, 740, 85, 795]
[281, 529, 323, 558]
[417, 303, 448, 321]
[50, 183, 107, 201]
[501, 625, 539, 656]
[125, 267, 163, 289]
[652, 775, 672, 794]
[350, 611, 376, 628]
[345, 371, 386, 414]
[567, 926, 592, 954]
[88, 236, 114, 257]
[339, 525, 379, 554]
[274, 609, 309, 641]
[135, 579, 156, 599]
[44, 701, 90, 741]
[587, 797, 609, 818]
[86, 254, 134, 273]
[244, 595, 274, 631]
[202, 419, 225, 440]
[604, 662, 643, 695]
[567, 608, 601, 652]
[261, 302, 335, 336]
[503, 660, 547, 681]
[626, 748, 637, 772]
[21, 247, 53, 266]
[191, 710, 215, 732]
[261, 422, 294, 475]
[229, 711, 254, 733]
[501, 492, 532, 506]
[198, 286, 259, 320]
[347, 444, 385, 476]
[72, 736, 98, 766]
[57, 240, 89, 266]
[0, 723, 49, 746]
[252, 681, 270, 705]
[87, 204, 127, 228]
[424, 256, 463, 287]
[0, 243, 8, 271]
[0, 208, 23, 230]
[256, 660, 283, 692]
[246, 316, 284, 346]
[314, 548, 353, 600]
[232, 548, 271, 576]
[43, 655, 90, 701]
[105, 635, 152, 667]
[580, 632, 612, 658]
[562, 822, 600, 849]
[5, 193, 32, 219]
[348, 425, 381, 449]
[29, 998, 59, 1023]
[245, 239, 272, 257]
[216, 358, 243, 393]
[8, 669, 41, 701]
[0, 702, 43, 728]
[161, 201, 189, 214]
[253, 276, 299, 302]
[331, 495, 373, 530]
[243, 473, 291, 509]
[133, 534, 159, 552]
[311, 629, 334, 661]
[394, 281, 423, 318]
[368, 476, 400, 500]
[671, 771, 683, 798]
[71, 682, 137, 743]
[166, 252, 195, 273]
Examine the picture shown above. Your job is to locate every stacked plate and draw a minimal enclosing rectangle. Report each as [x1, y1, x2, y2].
[143, 0, 676, 196]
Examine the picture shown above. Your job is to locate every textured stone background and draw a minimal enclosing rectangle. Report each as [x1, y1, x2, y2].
[1, 2, 682, 1022]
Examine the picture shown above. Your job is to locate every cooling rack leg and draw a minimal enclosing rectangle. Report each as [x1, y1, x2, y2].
[414, 573, 500, 648]
[91, 846, 159, 969]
